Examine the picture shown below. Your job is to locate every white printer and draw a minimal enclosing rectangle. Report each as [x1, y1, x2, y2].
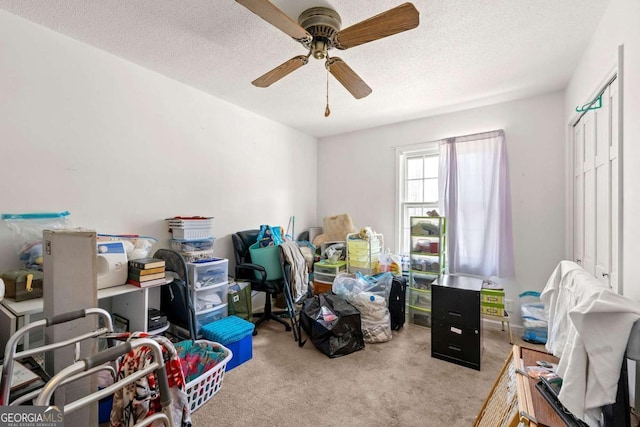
[97, 241, 128, 289]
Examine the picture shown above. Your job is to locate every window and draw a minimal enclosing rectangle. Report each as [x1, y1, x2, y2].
[396, 130, 514, 278]
[396, 143, 439, 255]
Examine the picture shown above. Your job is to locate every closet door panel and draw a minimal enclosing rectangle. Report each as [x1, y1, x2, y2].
[609, 82, 620, 293]
[594, 87, 611, 285]
[573, 125, 584, 266]
[582, 113, 596, 277]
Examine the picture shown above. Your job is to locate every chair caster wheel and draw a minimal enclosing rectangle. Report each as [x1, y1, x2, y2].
[285, 325, 292, 331]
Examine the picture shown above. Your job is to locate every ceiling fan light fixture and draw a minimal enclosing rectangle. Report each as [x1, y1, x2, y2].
[312, 39, 327, 60]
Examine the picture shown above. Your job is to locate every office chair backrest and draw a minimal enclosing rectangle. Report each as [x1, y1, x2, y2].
[153, 248, 196, 339]
[232, 230, 260, 266]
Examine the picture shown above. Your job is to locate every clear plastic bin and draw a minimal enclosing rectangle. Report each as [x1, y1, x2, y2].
[314, 261, 347, 275]
[181, 249, 215, 263]
[410, 308, 431, 328]
[188, 258, 229, 288]
[171, 238, 215, 252]
[410, 288, 431, 309]
[314, 272, 336, 283]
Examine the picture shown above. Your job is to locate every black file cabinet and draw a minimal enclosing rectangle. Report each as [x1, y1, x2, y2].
[431, 275, 482, 370]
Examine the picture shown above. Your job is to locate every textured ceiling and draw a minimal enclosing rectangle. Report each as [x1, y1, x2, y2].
[0, 0, 610, 138]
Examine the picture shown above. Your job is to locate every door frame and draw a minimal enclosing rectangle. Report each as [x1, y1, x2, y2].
[566, 45, 624, 292]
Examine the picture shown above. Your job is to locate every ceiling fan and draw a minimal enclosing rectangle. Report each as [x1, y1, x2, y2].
[236, 0, 420, 100]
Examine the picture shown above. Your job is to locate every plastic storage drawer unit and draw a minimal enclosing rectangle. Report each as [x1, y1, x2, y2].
[188, 258, 229, 289]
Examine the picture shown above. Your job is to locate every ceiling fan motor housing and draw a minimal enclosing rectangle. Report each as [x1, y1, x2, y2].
[298, 7, 342, 59]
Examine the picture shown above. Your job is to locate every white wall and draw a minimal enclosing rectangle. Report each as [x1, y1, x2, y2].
[564, 0, 640, 301]
[318, 92, 567, 325]
[0, 10, 317, 269]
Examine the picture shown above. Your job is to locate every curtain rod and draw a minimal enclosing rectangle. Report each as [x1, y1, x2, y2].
[391, 129, 504, 150]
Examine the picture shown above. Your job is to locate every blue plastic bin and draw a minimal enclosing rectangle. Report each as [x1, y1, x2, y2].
[201, 315, 255, 371]
[224, 335, 253, 371]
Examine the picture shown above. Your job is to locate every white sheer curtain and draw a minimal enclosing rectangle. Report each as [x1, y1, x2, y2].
[438, 130, 514, 277]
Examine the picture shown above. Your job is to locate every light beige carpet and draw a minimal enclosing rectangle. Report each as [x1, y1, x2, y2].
[191, 319, 537, 427]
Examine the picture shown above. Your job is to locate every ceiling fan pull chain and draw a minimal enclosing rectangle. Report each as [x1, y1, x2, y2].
[325, 66, 331, 117]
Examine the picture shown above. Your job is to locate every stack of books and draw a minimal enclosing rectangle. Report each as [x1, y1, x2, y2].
[127, 258, 166, 288]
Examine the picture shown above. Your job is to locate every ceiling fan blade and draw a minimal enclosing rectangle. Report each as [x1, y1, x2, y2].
[236, 0, 312, 42]
[334, 2, 419, 50]
[327, 57, 372, 99]
[252, 55, 309, 88]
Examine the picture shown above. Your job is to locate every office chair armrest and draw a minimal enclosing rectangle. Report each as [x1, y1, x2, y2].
[236, 263, 267, 284]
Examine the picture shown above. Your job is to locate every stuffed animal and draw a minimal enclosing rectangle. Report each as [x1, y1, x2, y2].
[312, 213, 358, 247]
[359, 226, 374, 240]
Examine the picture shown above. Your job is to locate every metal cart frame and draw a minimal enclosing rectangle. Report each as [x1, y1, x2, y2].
[0, 307, 114, 406]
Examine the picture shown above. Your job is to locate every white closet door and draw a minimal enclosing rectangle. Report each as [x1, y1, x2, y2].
[572, 77, 619, 291]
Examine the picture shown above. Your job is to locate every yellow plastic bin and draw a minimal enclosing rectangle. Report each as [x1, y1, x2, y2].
[248, 242, 283, 280]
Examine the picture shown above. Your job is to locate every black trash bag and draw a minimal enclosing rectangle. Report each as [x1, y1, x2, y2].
[300, 293, 365, 358]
